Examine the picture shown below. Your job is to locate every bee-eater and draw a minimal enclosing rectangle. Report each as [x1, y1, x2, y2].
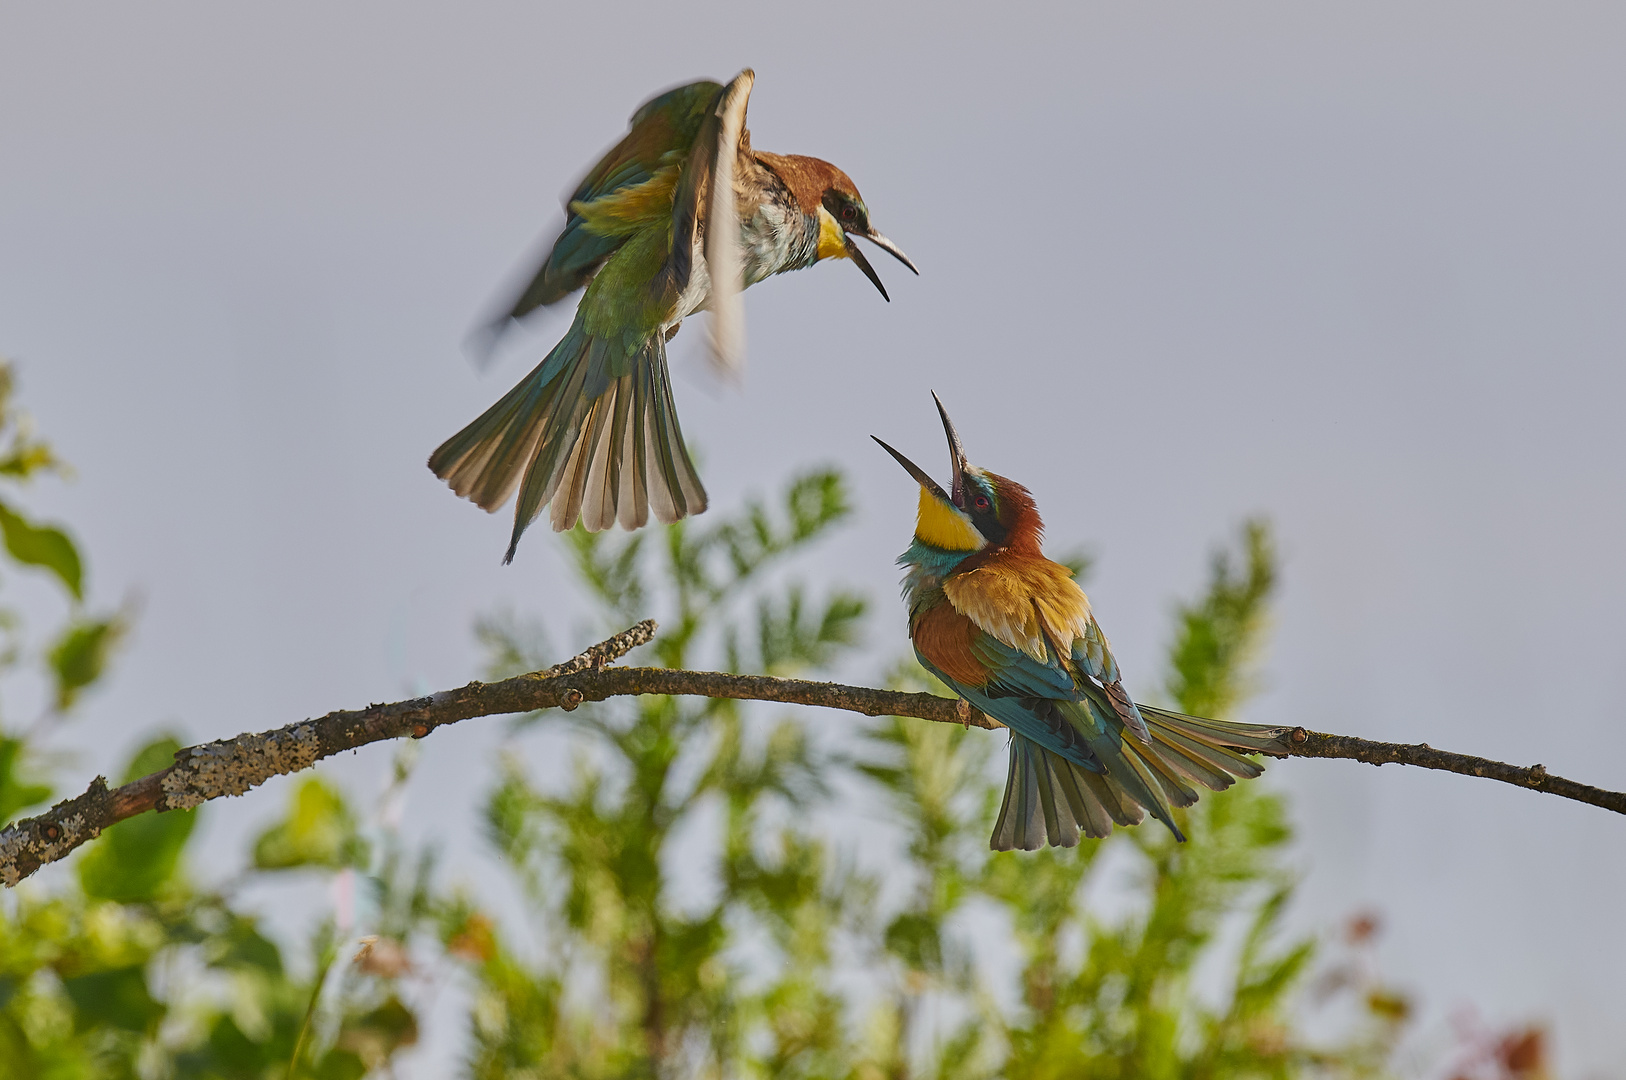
[875, 397, 1285, 850]
[430, 69, 916, 561]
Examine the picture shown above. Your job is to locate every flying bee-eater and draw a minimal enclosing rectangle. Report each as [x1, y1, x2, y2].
[431, 69, 917, 561]
[875, 397, 1285, 850]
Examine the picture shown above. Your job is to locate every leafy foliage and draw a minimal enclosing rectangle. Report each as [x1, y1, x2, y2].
[0, 364, 1437, 1080]
[852, 522, 1395, 1080]
[464, 467, 868, 1077]
[77, 737, 198, 902]
[252, 776, 371, 871]
[0, 362, 430, 1078]
[0, 501, 83, 600]
[456, 497, 1413, 1078]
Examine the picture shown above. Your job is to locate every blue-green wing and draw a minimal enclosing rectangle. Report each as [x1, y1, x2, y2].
[1069, 613, 1120, 685]
[970, 631, 1075, 699]
[1067, 612, 1151, 743]
[921, 623, 1286, 851]
[915, 631, 1109, 772]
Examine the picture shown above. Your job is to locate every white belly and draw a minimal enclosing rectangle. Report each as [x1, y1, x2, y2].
[664, 202, 812, 331]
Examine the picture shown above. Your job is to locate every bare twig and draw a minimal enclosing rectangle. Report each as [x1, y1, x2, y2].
[1271, 727, 1626, 816]
[3, 619, 1621, 887]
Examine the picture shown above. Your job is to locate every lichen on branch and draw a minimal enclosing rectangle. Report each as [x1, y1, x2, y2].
[2, 618, 1621, 888]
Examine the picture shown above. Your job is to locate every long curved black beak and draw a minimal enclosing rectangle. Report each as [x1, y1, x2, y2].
[844, 235, 891, 301]
[874, 392, 972, 509]
[872, 436, 950, 505]
[844, 228, 918, 302]
[932, 392, 970, 508]
[859, 229, 918, 275]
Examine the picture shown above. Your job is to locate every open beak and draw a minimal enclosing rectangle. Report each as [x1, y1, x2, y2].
[843, 228, 918, 303]
[859, 230, 919, 276]
[873, 392, 972, 509]
[932, 392, 970, 508]
[843, 235, 891, 302]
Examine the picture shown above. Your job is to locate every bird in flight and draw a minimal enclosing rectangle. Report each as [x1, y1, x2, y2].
[431, 70, 916, 561]
[876, 396, 1285, 850]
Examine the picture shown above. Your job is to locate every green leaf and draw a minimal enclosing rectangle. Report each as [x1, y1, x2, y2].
[46, 614, 125, 711]
[188, 1014, 271, 1075]
[883, 912, 943, 974]
[78, 736, 197, 902]
[567, 526, 647, 619]
[1165, 519, 1277, 717]
[0, 364, 67, 480]
[784, 469, 851, 542]
[0, 731, 53, 821]
[252, 776, 368, 871]
[0, 498, 82, 600]
[200, 915, 285, 977]
[60, 965, 163, 1033]
[335, 995, 419, 1070]
[755, 586, 866, 674]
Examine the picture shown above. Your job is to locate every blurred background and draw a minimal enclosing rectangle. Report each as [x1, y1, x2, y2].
[2, 1, 1624, 1076]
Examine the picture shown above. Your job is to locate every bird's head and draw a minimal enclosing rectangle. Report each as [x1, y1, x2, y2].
[873, 395, 1044, 557]
[754, 152, 917, 300]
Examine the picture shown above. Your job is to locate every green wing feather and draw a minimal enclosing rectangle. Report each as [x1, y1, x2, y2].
[435, 72, 759, 553]
[501, 79, 725, 320]
[943, 624, 1287, 850]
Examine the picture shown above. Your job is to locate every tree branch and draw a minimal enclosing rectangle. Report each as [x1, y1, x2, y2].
[1271, 727, 1626, 816]
[4, 620, 1621, 887]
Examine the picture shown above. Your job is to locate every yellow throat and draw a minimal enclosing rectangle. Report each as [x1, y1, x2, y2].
[914, 487, 985, 552]
[816, 207, 849, 262]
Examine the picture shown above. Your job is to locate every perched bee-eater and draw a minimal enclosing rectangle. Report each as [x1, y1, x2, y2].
[431, 69, 916, 561]
[876, 397, 1285, 850]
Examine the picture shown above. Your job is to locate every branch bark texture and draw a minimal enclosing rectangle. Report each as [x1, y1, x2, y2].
[3, 619, 1621, 887]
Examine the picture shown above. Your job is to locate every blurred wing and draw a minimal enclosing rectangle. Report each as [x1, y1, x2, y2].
[484, 80, 727, 329]
[654, 69, 754, 377]
[703, 70, 753, 377]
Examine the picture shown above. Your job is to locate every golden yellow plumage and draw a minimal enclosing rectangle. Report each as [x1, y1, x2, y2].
[882, 395, 1286, 852]
[914, 485, 985, 552]
[569, 162, 683, 237]
[816, 206, 851, 263]
[943, 557, 1095, 664]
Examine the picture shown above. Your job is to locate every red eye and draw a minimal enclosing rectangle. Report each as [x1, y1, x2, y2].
[974, 495, 990, 510]
[840, 204, 856, 221]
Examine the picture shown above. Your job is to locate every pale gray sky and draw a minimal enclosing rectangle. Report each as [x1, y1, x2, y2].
[4, 2, 1625, 1075]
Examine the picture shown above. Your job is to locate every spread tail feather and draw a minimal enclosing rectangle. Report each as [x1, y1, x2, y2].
[428, 316, 706, 561]
[990, 711, 1287, 851]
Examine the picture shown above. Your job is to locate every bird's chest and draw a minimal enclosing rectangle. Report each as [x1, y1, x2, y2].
[910, 600, 989, 688]
[739, 198, 820, 284]
[671, 194, 818, 322]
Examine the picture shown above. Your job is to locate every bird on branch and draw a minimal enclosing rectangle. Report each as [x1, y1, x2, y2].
[875, 396, 1285, 850]
[431, 69, 917, 561]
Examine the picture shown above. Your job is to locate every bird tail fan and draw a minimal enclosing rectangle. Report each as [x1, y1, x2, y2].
[428, 316, 706, 560]
[993, 734, 1128, 851]
[990, 709, 1287, 851]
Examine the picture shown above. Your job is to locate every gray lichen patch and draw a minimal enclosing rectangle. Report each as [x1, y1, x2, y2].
[0, 813, 101, 886]
[161, 724, 321, 810]
[0, 804, 104, 887]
